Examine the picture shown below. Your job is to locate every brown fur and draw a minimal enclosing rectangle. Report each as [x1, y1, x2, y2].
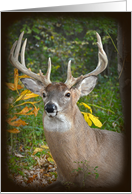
[43, 98, 125, 188]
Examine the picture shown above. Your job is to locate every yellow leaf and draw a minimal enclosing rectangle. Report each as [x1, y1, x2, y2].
[5, 83, 23, 91]
[19, 75, 31, 79]
[47, 152, 56, 164]
[6, 83, 18, 91]
[33, 106, 39, 116]
[15, 95, 24, 103]
[56, 65, 60, 70]
[88, 113, 102, 128]
[15, 106, 33, 115]
[6, 83, 15, 90]
[40, 145, 49, 149]
[24, 111, 34, 116]
[15, 89, 39, 103]
[48, 152, 53, 158]
[6, 68, 23, 91]
[6, 116, 28, 127]
[33, 148, 44, 155]
[51, 36, 54, 39]
[23, 102, 40, 116]
[22, 89, 31, 94]
[82, 112, 92, 126]
[86, 116, 92, 126]
[22, 93, 39, 100]
[7, 128, 20, 134]
[17, 85, 23, 89]
[47, 157, 55, 163]
[14, 101, 40, 107]
[7, 116, 17, 122]
[13, 99, 39, 116]
[80, 102, 92, 113]
[15, 90, 31, 102]
[44, 174, 50, 177]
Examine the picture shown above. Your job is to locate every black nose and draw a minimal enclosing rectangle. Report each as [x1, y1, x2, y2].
[44, 103, 57, 113]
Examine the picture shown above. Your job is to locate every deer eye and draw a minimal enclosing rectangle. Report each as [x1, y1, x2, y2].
[43, 93, 46, 98]
[65, 92, 71, 97]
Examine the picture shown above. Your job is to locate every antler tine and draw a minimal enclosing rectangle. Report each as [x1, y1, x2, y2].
[65, 60, 83, 88]
[21, 38, 27, 67]
[46, 58, 51, 81]
[9, 31, 51, 87]
[39, 58, 51, 86]
[82, 32, 108, 78]
[65, 32, 108, 88]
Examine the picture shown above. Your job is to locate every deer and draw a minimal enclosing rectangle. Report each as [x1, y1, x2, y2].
[9, 31, 125, 189]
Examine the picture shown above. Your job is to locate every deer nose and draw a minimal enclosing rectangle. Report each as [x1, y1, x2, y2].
[44, 103, 57, 113]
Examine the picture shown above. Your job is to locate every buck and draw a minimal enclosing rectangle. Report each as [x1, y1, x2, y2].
[9, 32, 125, 189]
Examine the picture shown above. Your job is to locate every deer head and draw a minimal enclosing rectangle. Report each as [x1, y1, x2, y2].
[9, 31, 108, 123]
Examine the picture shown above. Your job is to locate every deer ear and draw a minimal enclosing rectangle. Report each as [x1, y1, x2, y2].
[76, 76, 98, 97]
[20, 78, 44, 95]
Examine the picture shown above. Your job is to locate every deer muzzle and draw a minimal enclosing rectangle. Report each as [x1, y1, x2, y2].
[44, 102, 58, 117]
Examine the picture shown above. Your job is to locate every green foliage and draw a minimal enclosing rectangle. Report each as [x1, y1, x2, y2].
[8, 154, 37, 175]
[72, 160, 99, 187]
[49, 172, 58, 179]
[7, 15, 117, 83]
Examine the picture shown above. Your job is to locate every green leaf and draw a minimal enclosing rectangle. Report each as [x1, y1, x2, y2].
[27, 28, 32, 34]
[34, 35, 40, 40]
[33, 27, 40, 34]
[95, 173, 99, 179]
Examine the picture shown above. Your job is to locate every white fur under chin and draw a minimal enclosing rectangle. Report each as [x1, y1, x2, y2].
[44, 113, 71, 132]
[46, 112, 57, 117]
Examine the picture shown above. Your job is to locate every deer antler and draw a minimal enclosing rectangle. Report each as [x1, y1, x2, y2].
[9, 31, 51, 87]
[65, 32, 108, 88]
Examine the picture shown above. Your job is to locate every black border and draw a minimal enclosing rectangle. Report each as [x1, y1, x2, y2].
[1, 12, 131, 192]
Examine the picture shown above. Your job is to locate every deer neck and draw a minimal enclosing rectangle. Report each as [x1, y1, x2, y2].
[43, 104, 97, 158]
[43, 105, 97, 182]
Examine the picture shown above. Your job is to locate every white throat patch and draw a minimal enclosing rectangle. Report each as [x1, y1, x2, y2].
[44, 114, 71, 132]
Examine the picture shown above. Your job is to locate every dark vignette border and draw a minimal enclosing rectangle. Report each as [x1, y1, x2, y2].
[1, 12, 131, 192]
